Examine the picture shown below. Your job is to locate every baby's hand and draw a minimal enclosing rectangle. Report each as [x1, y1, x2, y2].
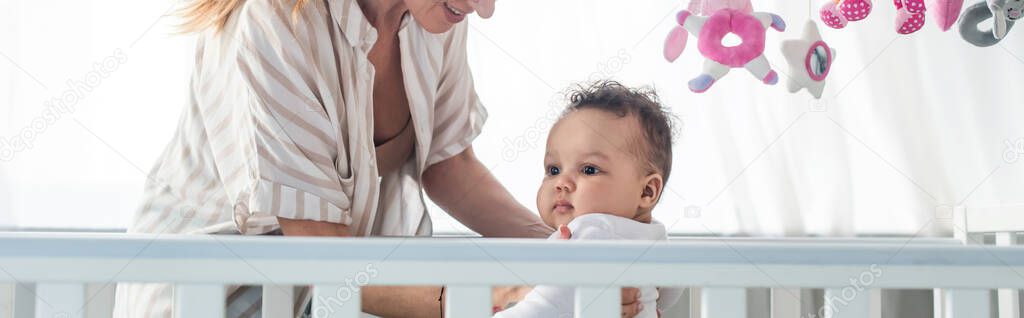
[557, 224, 571, 239]
[491, 286, 532, 312]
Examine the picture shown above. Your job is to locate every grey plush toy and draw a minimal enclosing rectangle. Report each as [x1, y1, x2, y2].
[958, 0, 1024, 47]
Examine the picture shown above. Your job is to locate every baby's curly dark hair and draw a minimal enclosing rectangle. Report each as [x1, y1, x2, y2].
[562, 80, 676, 184]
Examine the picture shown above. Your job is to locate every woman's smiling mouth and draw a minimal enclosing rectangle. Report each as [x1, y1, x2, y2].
[444, 2, 465, 15]
[443, 2, 468, 23]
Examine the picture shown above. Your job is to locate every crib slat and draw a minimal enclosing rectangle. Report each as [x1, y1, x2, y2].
[869, 289, 882, 318]
[445, 286, 490, 318]
[944, 289, 991, 318]
[575, 287, 620, 318]
[11, 283, 34, 318]
[312, 285, 361, 318]
[688, 287, 702, 318]
[701, 288, 745, 318]
[84, 283, 115, 318]
[823, 287, 880, 318]
[942, 209, 984, 318]
[173, 284, 224, 318]
[771, 288, 801, 318]
[934, 289, 945, 318]
[0, 283, 10, 318]
[997, 232, 1020, 318]
[35, 283, 85, 318]
[261, 285, 294, 318]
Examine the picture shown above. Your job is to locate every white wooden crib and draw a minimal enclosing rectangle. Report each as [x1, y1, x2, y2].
[0, 205, 1021, 318]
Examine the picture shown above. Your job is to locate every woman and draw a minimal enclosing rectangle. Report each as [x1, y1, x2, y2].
[113, 0, 646, 317]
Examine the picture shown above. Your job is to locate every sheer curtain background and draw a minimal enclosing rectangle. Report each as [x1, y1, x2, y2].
[1, 0, 1022, 236]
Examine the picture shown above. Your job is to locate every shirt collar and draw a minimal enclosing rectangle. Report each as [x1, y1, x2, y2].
[329, 0, 412, 51]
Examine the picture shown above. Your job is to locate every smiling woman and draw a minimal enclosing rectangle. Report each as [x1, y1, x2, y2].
[106, 0, 655, 316]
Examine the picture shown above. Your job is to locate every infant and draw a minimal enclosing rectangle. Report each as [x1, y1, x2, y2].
[495, 81, 678, 318]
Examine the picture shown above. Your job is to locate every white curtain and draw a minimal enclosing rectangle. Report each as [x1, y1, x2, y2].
[709, 1, 1024, 237]
[464, 0, 1024, 237]
[1, 0, 1022, 236]
[0, 0, 192, 229]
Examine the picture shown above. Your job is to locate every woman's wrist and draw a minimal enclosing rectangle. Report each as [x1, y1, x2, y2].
[438, 286, 445, 318]
[276, 217, 352, 236]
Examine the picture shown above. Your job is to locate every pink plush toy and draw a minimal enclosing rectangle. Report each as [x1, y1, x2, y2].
[927, 0, 965, 30]
[822, 0, 962, 34]
[664, 0, 786, 93]
[895, 0, 927, 34]
[821, 0, 873, 29]
[895, 0, 964, 34]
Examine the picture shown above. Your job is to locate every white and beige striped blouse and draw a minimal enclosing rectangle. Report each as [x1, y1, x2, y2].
[114, 0, 486, 315]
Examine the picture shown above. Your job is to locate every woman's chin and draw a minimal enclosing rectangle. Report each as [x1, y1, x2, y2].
[418, 18, 457, 34]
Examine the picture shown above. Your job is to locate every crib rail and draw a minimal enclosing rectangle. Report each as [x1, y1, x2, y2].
[0, 232, 1021, 317]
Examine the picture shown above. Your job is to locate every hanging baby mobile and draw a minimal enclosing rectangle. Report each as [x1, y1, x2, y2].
[820, 0, 966, 34]
[663, 0, 787, 93]
[820, 0, 873, 30]
[958, 0, 1023, 46]
[664, 0, 1009, 97]
[782, 20, 838, 99]
[818, 0, 1023, 46]
[664, 0, 838, 99]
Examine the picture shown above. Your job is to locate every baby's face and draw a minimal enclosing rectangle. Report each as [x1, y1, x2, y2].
[536, 108, 653, 228]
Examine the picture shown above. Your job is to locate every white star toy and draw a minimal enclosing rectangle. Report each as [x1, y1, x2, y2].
[781, 20, 837, 99]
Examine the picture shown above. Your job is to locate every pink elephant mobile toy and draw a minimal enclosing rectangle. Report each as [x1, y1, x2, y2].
[664, 0, 787, 93]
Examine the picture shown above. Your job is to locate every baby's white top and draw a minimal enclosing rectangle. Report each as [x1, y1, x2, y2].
[494, 214, 681, 318]
[558, 213, 667, 240]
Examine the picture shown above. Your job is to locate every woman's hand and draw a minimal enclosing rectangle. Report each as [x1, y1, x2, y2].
[621, 287, 643, 317]
[557, 225, 647, 317]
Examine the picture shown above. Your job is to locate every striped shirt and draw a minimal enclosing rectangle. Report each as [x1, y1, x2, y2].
[113, 0, 487, 316]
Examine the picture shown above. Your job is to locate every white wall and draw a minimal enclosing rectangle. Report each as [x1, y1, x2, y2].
[0, 0, 193, 229]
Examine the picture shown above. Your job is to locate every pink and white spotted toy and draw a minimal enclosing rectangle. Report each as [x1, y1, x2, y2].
[821, 0, 873, 29]
[895, 0, 927, 34]
[821, 0, 963, 34]
[895, 0, 965, 34]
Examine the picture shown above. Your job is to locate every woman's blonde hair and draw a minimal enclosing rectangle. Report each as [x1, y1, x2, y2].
[177, 0, 308, 32]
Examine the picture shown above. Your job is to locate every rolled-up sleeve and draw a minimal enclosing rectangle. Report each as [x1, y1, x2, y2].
[426, 22, 489, 168]
[230, 1, 353, 234]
